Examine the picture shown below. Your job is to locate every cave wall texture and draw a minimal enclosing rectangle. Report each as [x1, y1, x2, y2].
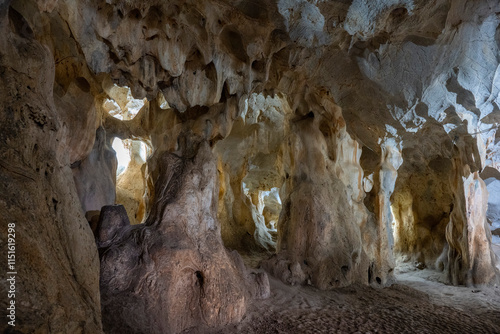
[1, 0, 500, 333]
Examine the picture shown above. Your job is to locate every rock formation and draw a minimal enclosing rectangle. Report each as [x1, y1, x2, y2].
[1, 0, 499, 333]
[0, 4, 102, 332]
[99, 142, 268, 333]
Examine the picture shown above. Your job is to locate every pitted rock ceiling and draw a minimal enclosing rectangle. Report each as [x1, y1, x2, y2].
[1, 0, 500, 333]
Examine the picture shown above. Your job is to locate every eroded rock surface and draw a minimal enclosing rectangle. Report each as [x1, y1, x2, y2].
[99, 142, 266, 334]
[72, 127, 117, 214]
[2, 0, 500, 333]
[0, 5, 102, 332]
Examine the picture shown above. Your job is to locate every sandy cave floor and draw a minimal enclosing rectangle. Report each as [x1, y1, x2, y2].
[211, 253, 500, 334]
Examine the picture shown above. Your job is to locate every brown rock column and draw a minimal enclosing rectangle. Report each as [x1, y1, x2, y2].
[263, 100, 372, 289]
[99, 102, 266, 333]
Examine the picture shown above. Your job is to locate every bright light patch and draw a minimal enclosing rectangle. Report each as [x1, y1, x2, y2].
[390, 204, 398, 244]
[385, 124, 397, 137]
[157, 92, 170, 109]
[443, 123, 457, 133]
[126, 95, 146, 118]
[139, 141, 148, 162]
[112, 138, 131, 176]
[104, 85, 146, 120]
[267, 187, 282, 205]
[103, 99, 122, 119]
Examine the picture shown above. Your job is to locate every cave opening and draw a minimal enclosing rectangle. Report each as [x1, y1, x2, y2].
[241, 184, 281, 250]
[103, 84, 152, 225]
[389, 151, 453, 281]
[103, 83, 146, 120]
[112, 137, 131, 175]
[389, 121, 500, 283]
[214, 93, 290, 261]
[112, 137, 150, 224]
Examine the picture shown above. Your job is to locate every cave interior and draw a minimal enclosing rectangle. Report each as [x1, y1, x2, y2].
[1, 0, 500, 333]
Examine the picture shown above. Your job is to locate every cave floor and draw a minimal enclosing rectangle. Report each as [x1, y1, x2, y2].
[211, 255, 500, 334]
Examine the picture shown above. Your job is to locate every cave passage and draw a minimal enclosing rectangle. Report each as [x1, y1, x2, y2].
[1, 1, 500, 333]
[214, 93, 290, 255]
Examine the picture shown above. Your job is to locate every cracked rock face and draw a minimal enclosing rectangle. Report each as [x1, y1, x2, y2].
[1, 0, 500, 333]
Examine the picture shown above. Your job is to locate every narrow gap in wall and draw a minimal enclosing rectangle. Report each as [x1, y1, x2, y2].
[112, 138, 131, 176]
[102, 84, 151, 225]
[112, 137, 150, 225]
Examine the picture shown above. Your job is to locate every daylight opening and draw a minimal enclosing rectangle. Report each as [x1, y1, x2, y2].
[112, 137, 151, 225]
[102, 83, 151, 225]
[103, 84, 146, 120]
